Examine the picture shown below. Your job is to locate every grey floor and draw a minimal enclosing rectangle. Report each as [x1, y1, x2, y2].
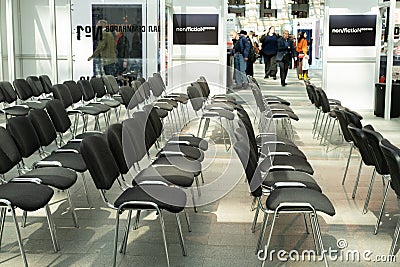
[1, 64, 400, 266]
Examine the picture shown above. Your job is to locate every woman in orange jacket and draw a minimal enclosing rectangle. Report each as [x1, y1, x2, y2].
[296, 32, 309, 80]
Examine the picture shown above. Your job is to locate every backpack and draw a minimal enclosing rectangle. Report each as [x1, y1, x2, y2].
[242, 37, 256, 63]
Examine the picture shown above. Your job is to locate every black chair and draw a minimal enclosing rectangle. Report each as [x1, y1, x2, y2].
[0, 81, 29, 119]
[379, 139, 400, 255]
[13, 79, 47, 109]
[90, 77, 121, 121]
[347, 124, 376, 199]
[248, 76, 291, 105]
[362, 127, 391, 234]
[0, 126, 78, 227]
[6, 115, 92, 207]
[26, 76, 50, 99]
[80, 134, 188, 267]
[233, 140, 335, 266]
[102, 75, 124, 104]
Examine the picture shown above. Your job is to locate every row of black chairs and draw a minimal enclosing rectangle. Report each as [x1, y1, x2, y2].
[231, 78, 336, 266]
[305, 81, 400, 255]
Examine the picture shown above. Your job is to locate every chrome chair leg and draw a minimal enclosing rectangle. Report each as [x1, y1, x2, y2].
[120, 210, 132, 254]
[390, 211, 400, 255]
[352, 159, 364, 199]
[113, 208, 121, 267]
[309, 213, 319, 254]
[342, 144, 354, 185]
[45, 204, 60, 252]
[374, 180, 390, 235]
[67, 189, 79, 228]
[256, 211, 269, 254]
[0, 208, 6, 248]
[313, 212, 328, 266]
[21, 210, 27, 228]
[11, 207, 28, 267]
[184, 209, 192, 232]
[261, 211, 278, 267]
[363, 168, 377, 214]
[81, 172, 92, 208]
[158, 210, 170, 267]
[175, 213, 187, 256]
[252, 204, 260, 233]
[133, 210, 141, 230]
[303, 213, 310, 234]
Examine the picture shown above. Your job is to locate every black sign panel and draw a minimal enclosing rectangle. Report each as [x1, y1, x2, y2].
[173, 14, 218, 45]
[329, 15, 376, 46]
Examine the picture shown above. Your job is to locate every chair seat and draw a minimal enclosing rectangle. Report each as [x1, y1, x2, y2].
[86, 103, 110, 113]
[73, 106, 102, 116]
[114, 184, 186, 213]
[263, 170, 322, 192]
[1, 106, 29, 116]
[166, 95, 188, 104]
[153, 156, 202, 174]
[256, 136, 297, 148]
[203, 109, 235, 120]
[261, 144, 307, 159]
[205, 102, 235, 112]
[158, 144, 205, 161]
[0, 182, 54, 211]
[266, 188, 335, 216]
[75, 132, 103, 139]
[269, 103, 293, 112]
[24, 101, 46, 110]
[260, 155, 314, 175]
[155, 102, 173, 112]
[157, 99, 178, 108]
[99, 98, 121, 108]
[264, 96, 290, 106]
[168, 136, 209, 151]
[113, 95, 124, 104]
[19, 167, 77, 190]
[270, 110, 299, 121]
[132, 166, 194, 188]
[44, 152, 87, 173]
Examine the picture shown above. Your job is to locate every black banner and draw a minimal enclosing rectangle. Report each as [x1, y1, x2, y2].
[329, 15, 376, 46]
[173, 14, 219, 45]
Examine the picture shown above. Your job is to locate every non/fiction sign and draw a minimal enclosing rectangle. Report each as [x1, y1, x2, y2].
[173, 14, 219, 45]
[329, 15, 376, 46]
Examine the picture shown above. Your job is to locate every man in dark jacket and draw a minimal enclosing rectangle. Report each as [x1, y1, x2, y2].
[276, 30, 296, 87]
[230, 30, 250, 88]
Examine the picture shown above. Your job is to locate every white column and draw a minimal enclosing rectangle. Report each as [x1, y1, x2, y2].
[49, 0, 59, 83]
[6, 0, 15, 82]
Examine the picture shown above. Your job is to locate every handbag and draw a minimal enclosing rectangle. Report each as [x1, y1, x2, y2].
[275, 51, 284, 62]
[302, 58, 309, 70]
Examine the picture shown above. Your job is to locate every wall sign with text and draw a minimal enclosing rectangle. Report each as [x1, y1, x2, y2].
[173, 14, 219, 45]
[329, 15, 377, 46]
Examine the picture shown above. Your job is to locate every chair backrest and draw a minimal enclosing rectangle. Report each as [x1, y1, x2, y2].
[63, 80, 83, 104]
[26, 76, 45, 97]
[13, 79, 34, 101]
[343, 109, 362, 129]
[362, 126, 389, 175]
[45, 99, 72, 134]
[106, 123, 130, 175]
[102, 75, 120, 95]
[80, 134, 120, 190]
[137, 77, 146, 84]
[77, 79, 96, 101]
[39, 75, 53, 94]
[141, 81, 151, 100]
[52, 84, 74, 108]
[380, 139, 400, 197]
[305, 83, 315, 104]
[197, 76, 211, 99]
[0, 81, 18, 104]
[148, 76, 164, 98]
[187, 85, 205, 112]
[143, 104, 163, 141]
[316, 88, 331, 113]
[153, 72, 167, 90]
[122, 112, 148, 165]
[119, 86, 135, 108]
[251, 85, 266, 113]
[233, 140, 262, 198]
[6, 116, 41, 158]
[90, 77, 107, 98]
[132, 81, 147, 103]
[0, 127, 22, 174]
[28, 109, 57, 147]
[347, 124, 374, 166]
[334, 109, 353, 143]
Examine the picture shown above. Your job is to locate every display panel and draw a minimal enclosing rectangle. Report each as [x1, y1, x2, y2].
[173, 14, 218, 45]
[329, 15, 376, 46]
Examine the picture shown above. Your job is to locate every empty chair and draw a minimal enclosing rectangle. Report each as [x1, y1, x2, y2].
[80, 134, 188, 267]
[0, 81, 29, 119]
[379, 139, 400, 255]
[102, 74, 124, 103]
[13, 79, 47, 109]
[39, 74, 53, 95]
[90, 77, 121, 121]
[26, 76, 49, 99]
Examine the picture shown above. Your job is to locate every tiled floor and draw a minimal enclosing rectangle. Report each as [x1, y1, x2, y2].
[1, 64, 400, 266]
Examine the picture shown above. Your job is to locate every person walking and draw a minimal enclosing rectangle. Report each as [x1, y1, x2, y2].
[260, 26, 278, 79]
[88, 20, 117, 76]
[276, 30, 296, 87]
[115, 31, 130, 76]
[230, 30, 250, 88]
[296, 31, 309, 80]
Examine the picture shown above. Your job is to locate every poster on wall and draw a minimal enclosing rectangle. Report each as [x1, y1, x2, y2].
[329, 15, 376, 46]
[173, 14, 218, 45]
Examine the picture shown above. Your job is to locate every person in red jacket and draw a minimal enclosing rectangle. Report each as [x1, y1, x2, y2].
[296, 32, 309, 80]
